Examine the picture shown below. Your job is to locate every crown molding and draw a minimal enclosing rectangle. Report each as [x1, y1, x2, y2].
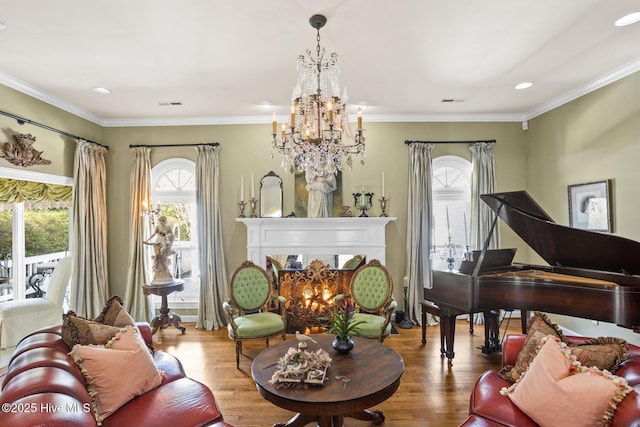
[524, 57, 640, 121]
[0, 71, 104, 126]
[3, 58, 639, 128]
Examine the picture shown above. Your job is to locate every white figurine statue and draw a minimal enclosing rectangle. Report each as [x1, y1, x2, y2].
[144, 215, 175, 284]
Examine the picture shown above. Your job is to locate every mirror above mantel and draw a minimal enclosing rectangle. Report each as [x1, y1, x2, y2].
[260, 171, 283, 218]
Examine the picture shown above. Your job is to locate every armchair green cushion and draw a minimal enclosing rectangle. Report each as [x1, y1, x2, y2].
[352, 312, 393, 338]
[227, 312, 284, 338]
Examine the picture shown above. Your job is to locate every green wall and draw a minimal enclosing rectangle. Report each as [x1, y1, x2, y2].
[526, 72, 640, 344]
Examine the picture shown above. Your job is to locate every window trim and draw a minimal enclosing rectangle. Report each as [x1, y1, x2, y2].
[151, 158, 196, 204]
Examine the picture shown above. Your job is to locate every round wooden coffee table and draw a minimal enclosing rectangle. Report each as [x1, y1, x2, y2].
[252, 334, 404, 427]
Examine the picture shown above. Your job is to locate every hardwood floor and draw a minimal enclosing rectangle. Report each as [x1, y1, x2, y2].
[153, 319, 523, 427]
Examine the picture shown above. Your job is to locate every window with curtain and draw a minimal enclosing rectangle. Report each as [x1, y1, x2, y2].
[432, 155, 471, 272]
[0, 174, 72, 301]
[150, 159, 199, 311]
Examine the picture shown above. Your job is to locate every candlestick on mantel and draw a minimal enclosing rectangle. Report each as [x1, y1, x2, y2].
[240, 176, 244, 201]
[251, 173, 255, 198]
[382, 172, 385, 197]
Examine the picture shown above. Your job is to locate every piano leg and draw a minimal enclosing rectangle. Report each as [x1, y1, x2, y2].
[440, 314, 457, 364]
[481, 310, 502, 355]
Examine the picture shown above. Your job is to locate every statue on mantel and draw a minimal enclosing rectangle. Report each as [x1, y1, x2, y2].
[305, 169, 337, 218]
[144, 216, 176, 284]
[0, 133, 51, 167]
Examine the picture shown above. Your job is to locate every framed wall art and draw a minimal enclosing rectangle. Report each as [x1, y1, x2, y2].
[567, 179, 612, 232]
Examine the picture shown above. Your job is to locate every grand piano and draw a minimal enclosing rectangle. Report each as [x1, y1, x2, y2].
[425, 191, 640, 363]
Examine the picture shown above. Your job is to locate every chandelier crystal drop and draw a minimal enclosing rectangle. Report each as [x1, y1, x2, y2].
[271, 14, 365, 175]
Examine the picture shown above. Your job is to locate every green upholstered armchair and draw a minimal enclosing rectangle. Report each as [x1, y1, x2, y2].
[336, 259, 397, 342]
[223, 260, 287, 368]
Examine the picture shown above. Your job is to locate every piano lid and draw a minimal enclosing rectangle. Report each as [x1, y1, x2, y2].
[480, 191, 640, 276]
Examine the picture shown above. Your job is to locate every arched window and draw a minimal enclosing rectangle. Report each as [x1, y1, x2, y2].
[151, 159, 199, 312]
[432, 156, 471, 272]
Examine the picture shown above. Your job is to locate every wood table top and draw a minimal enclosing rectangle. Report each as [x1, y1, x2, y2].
[251, 334, 404, 416]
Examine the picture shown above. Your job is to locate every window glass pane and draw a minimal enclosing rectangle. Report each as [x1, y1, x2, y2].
[24, 203, 70, 257]
[432, 156, 471, 272]
[150, 159, 199, 311]
[155, 168, 195, 192]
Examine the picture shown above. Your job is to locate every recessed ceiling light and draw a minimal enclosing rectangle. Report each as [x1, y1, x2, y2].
[357, 101, 372, 109]
[92, 87, 111, 95]
[615, 12, 640, 27]
[0, 21, 7, 31]
[515, 82, 533, 90]
[260, 100, 273, 107]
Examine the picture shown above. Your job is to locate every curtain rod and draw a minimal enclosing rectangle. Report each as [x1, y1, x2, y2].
[129, 142, 220, 148]
[0, 110, 108, 149]
[404, 139, 496, 145]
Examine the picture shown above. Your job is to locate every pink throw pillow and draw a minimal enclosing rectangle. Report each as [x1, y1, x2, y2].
[69, 326, 163, 423]
[501, 335, 633, 427]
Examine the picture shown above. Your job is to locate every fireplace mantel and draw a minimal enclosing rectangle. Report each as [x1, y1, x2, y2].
[236, 217, 396, 268]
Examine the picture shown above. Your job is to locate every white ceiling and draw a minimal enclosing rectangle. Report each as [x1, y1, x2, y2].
[1, 0, 640, 127]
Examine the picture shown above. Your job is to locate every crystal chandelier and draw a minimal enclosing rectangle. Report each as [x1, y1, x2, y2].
[271, 14, 365, 175]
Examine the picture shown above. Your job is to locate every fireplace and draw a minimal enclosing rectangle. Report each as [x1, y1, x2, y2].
[237, 217, 396, 332]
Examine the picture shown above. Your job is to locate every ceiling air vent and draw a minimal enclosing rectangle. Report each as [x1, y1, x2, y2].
[158, 102, 183, 106]
[441, 99, 466, 103]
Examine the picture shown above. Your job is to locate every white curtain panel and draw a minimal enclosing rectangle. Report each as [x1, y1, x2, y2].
[469, 142, 500, 251]
[123, 147, 153, 322]
[469, 142, 499, 324]
[405, 142, 436, 326]
[70, 140, 109, 318]
[195, 145, 228, 330]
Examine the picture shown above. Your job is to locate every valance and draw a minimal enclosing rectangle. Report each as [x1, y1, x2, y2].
[0, 178, 72, 204]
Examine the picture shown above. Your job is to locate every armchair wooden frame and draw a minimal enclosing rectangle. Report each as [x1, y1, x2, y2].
[223, 260, 287, 369]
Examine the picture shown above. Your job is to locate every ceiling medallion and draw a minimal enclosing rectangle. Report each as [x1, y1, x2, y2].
[271, 14, 365, 175]
[0, 133, 51, 167]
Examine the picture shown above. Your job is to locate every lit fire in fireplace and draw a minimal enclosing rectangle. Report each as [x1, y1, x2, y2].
[279, 259, 351, 333]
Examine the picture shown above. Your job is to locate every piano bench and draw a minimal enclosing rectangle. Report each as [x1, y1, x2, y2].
[420, 301, 444, 352]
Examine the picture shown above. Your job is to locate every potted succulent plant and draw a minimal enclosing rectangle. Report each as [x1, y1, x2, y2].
[326, 299, 365, 354]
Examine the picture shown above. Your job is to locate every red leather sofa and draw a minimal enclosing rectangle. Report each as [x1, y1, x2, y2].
[0, 323, 233, 427]
[460, 334, 640, 427]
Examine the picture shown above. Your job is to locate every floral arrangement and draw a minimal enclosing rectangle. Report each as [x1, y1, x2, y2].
[325, 299, 365, 340]
[269, 347, 332, 388]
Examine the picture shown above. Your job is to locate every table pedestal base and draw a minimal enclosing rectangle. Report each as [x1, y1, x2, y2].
[275, 409, 385, 427]
[150, 295, 186, 334]
[142, 280, 186, 335]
